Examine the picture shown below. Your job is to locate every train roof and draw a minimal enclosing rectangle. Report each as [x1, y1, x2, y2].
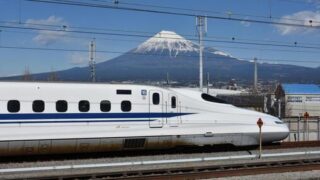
[0, 81, 164, 88]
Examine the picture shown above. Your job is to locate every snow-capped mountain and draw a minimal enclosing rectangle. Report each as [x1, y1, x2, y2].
[4, 30, 320, 83]
[212, 50, 233, 58]
[135, 30, 198, 57]
[135, 30, 233, 58]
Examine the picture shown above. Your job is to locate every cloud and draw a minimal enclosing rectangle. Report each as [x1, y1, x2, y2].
[69, 52, 106, 66]
[70, 52, 88, 65]
[240, 17, 251, 27]
[26, 16, 68, 45]
[240, 20, 251, 27]
[276, 11, 320, 35]
[307, 0, 320, 9]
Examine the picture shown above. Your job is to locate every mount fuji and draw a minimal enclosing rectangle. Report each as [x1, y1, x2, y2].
[3, 30, 320, 83]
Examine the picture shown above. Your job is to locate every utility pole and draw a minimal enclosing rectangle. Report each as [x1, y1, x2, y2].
[278, 99, 281, 118]
[23, 66, 32, 81]
[0, 30, 2, 46]
[254, 57, 258, 93]
[207, 72, 210, 94]
[197, 16, 207, 92]
[89, 39, 96, 82]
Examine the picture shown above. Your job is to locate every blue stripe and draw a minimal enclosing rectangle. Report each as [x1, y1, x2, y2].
[0, 113, 193, 120]
[0, 119, 155, 124]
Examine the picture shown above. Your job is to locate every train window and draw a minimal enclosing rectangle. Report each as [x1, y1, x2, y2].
[171, 96, 176, 108]
[7, 100, 20, 113]
[117, 90, 132, 95]
[79, 100, 90, 112]
[121, 100, 131, 112]
[56, 100, 68, 112]
[33, 100, 45, 112]
[100, 100, 111, 112]
[201, 93, 227, 104]
[152, 93, 160, 105]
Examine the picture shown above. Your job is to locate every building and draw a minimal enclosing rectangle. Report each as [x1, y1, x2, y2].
[274, 84, 320, 118]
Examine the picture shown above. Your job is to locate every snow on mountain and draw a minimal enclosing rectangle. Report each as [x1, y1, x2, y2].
[212, 50, 233, 58]
[3, 30, 320, 83]
[135, 30, 234, 59]
[135, 30, 198, 57]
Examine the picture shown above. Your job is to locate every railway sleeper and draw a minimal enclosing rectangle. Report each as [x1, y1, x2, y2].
[141, 170, 167, 176]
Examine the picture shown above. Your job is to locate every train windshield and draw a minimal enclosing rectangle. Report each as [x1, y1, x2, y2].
[201, 93, 228, 104]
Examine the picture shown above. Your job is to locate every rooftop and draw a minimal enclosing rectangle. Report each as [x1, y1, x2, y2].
[282, 84, 320, 94]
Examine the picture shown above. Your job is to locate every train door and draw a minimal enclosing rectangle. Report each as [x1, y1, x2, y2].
[168, 94, 179, 127]
[149, 90, 163, 128]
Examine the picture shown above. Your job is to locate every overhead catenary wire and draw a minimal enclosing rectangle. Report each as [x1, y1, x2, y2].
[7, 0, 320, 47]
[1, 45, 320, 65]
[25, 0, 320, 29]
[93, 0, 320, 24]
[5, 0, 320, 49]
[1, 23, 320, 66]
[277, 0, 319, 5]
[0, 30, 320, 54]
[2, 19, 320, 47]
[1, 23, 320, 50]
[1, 1, 319, 67]
[2, 27, 320, 55]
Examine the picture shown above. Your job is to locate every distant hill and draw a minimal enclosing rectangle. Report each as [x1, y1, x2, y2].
[2, 30, 320, 83]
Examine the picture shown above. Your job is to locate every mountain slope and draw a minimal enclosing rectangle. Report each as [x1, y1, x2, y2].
[3, 30, 320, 83]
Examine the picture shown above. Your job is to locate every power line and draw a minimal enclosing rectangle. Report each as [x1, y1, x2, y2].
[31, 0, 320, 25]
[277, 0, 319, 5]
[2, 23, 320, 50]
[0, 20, 155, 36]
[3, 19, 320, 47]
[1, 45, 319, 65]
[3, 27, 320, 55]
[25, 0, 320, 29]
[211, 45, 320, 54]
[4, 29, 320, 56]
[110, 0, 320, 24]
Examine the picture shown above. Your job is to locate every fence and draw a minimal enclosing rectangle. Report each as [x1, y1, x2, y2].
[283, 117, 320, 142]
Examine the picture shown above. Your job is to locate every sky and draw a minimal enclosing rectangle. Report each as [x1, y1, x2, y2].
[0, 0, 320, 77]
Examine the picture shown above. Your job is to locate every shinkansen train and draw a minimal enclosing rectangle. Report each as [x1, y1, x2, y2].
[0, 82, 289, 156]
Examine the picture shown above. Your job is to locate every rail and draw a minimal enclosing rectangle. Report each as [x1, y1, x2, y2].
[1, 150, 320, 174]
[0, 141, 320, 164]
[2, 156, 320, 179]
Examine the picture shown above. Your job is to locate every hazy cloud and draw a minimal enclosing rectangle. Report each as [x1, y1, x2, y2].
[240, 17, 251, 27]
[276, 11, 320, 35]
[70, 52, 88, 65]
[26, 16, 68, 45]
[307, 0, 320, 9]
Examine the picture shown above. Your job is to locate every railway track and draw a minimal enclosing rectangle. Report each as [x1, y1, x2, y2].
[10, 158, 320, 180]
[264, 141, 320, 149]
[1, 141, 320, 163]
[1, 141, 320, 179]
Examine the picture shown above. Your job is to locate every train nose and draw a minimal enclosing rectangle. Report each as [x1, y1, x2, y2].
[279, 123, 290, 140]
[271, 116, 290, 141]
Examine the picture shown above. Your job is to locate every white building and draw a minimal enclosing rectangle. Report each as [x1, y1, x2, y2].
[275, 84, 320, 117]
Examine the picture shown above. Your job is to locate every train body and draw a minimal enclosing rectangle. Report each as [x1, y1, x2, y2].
[0, 82, 289, 156]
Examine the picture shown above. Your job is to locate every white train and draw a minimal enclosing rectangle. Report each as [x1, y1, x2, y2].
[0, 82, 289, 156]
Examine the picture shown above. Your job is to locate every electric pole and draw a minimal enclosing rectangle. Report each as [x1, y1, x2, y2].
[207, 72, 210, 94]
[254, 57, 258, 93]
[197, 16, 207, 92]
[89, 40, 96, 82]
